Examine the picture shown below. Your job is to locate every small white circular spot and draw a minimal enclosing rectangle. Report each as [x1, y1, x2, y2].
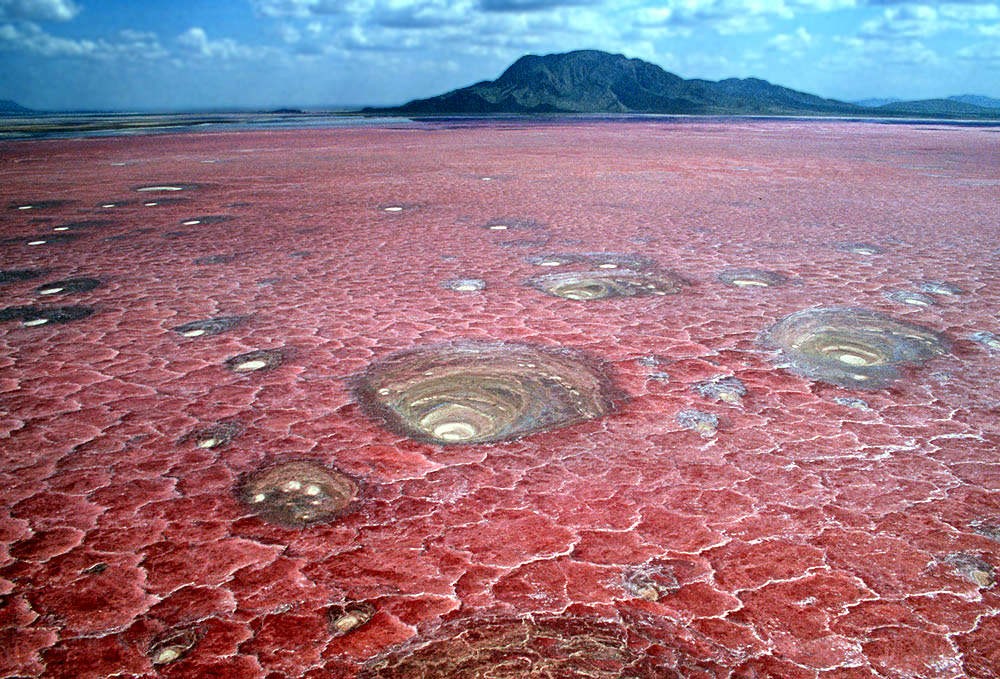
[252, 493, 266, 503]
[38, 287, 63, 295]
[284, 480, 302, 492]
[304, 484, 322, 496]
[433, 421, 478, 441]
[23, 318, 49, 326]
[182, 328, 207, 337]
[235, 359, 269, 371]
[154, 648, 181, 665]
[837, 353, 870, 366]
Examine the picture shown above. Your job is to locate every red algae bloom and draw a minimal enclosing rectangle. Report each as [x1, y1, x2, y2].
[238, 460, 359, 527]
[354, 341, 620, 445]
[761, 307, 948, 389]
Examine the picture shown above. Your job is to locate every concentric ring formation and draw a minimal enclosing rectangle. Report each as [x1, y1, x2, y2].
[354, 341, 620, 445]
[762, 306, 948, 388]
[238, 460, 359, 527]
[526, 269, 683, 300]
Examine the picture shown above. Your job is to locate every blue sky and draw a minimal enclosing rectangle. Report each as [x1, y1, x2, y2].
[0, 0, 998, 110]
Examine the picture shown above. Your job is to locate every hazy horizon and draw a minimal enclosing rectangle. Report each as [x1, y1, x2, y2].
[1, 0, 999, 111]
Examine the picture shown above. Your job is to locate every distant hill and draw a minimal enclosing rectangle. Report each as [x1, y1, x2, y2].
[948, 94, 1000, 109]
[874, 98, 1000, 118]
[853, 98, 902, 108]
[365, 50, 863, 116]
[0, 99, 34, 115]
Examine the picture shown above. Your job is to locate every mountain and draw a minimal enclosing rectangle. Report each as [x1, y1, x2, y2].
[365, 50, 864, 116]
[947, 94, 1000, 109]
[0, 99, 34, 115]
[852, 98, 902, 108]
[874, 98, 1000, 118]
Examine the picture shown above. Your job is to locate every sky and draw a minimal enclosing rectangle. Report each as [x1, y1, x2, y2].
[0, 0, 998, 111]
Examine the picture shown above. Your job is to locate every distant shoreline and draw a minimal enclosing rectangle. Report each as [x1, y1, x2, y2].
[2, 111, 999, 141]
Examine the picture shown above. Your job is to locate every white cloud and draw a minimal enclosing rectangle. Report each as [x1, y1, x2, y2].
[860, 4, 940, 38]
[0, 0, 78, 22]
[0, 21, 166, 58]
[767, 25, 813, 53]
[177, 27, 266, 59]
[957, 40, 1000, 60]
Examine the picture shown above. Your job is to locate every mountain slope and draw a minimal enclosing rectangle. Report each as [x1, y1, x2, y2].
[366, 50, 863, 116]
[875, 98, 999, 117]
[0, 99, 34, 115]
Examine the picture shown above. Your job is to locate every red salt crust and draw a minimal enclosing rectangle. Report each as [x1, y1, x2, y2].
[2, 121, 998, 677]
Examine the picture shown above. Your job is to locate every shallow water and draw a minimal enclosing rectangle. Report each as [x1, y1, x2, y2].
[1, 120, 997, 677]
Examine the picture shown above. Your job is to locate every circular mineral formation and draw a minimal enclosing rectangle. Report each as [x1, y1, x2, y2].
[171, 316, 244, 338]
[329, 602, 376, 636]
[358, 613, 718, 678]
[1, 305, 95, 326]
[148, 625, 203, 666]
[835, 241, 883, 256]
[920, 281, 964, 296]
[238, 460, 359, 527]
[884, 290, 935, 307]
[179, 421, 242, 449]
[761, 307, 948, 389]
[526, 253, 656, 270]
[717, 268, 786, 288]
[134, 183, 202, 193]
[224, 348, 285, 373]
[179, 215, 231, 226]
[354, 341, 620, 445]
[970, 331, 1000, 353]
[692, 376, 747, 404]
[526, 269, 683, 301]
[34, 277, 101, 296]
[443, 278, 486, 293]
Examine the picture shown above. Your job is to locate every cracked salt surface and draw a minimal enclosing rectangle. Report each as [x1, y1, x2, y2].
[1, 120, 997, 678]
